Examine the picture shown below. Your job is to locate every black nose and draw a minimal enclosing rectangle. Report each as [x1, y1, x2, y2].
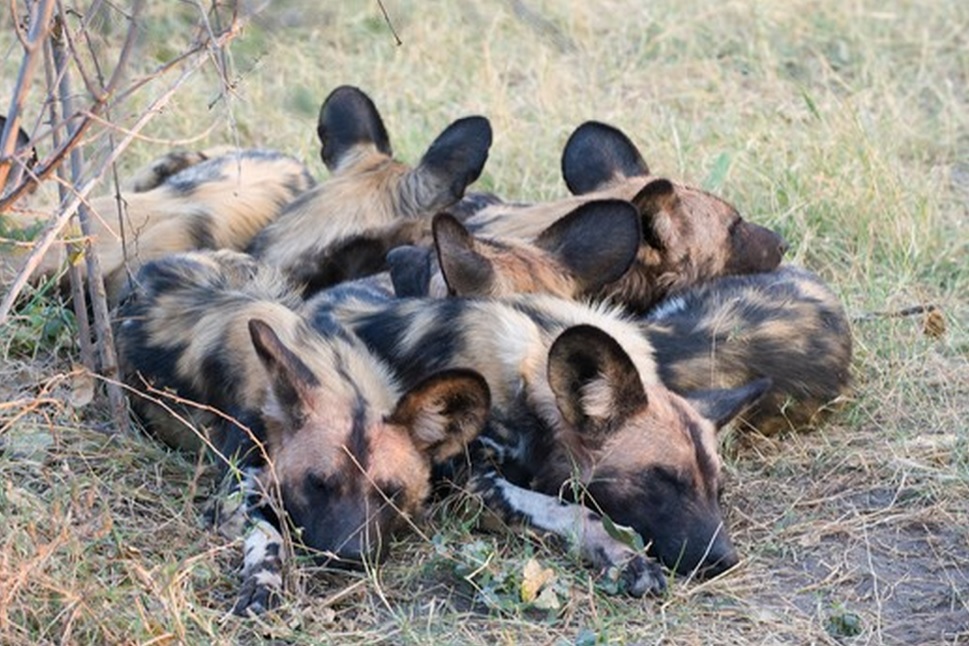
[314, 534, 387, 570]
[699, 548, 739, 577]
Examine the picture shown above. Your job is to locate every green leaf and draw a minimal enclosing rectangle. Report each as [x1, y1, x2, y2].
[601, 514, 645, 552]
[801, 88, 821, 121]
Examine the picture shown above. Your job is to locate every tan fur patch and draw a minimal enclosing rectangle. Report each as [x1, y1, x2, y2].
[256, 154, 408, 257]
[3, 150, 313, 306]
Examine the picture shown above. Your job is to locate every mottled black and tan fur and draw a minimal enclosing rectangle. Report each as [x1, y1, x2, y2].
[115, 249, 490, 615]
[396, 217, 850, 436]
[246, 85, 492, 295]
[461, 121, 787, 312]
[644, 266, 853, 435]
[2, 145, 315, 307]
[390, 200, 642, 300]
[304, 287, 769, 592]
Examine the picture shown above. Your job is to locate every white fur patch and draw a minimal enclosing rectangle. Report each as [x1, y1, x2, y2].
[494, 477, 635, 568]
[580, 375, 616, 421]
[242, 518, 283, 578]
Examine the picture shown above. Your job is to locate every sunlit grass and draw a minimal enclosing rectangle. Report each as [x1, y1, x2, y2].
[1, 0, 967, 643]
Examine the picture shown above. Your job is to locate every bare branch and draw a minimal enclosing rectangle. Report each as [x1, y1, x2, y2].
[9, 0, 30, 48]
[0, 47, 227, 324]
[0, 19, 229, 209]
[0, 0, 57, 192]
[377, 0, 403, 46]
[44, 12, 95, 372]
[53, 2, 145, 434]
[0, 116, 91, 210]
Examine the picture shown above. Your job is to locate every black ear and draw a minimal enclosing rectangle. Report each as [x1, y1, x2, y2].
[631, 178, 678, 250]
[533, 199, 641, 293]
[562, 121, 649, 195]
[433, 212, 496, 296]
[547, 325, 648, 435]
[317, 85, 392, 172]
[406, 116, 493, 213]
[686, 377, 772, 430]
[249, 318, 319, 433]
[387, 245, 433, 297]
[389, 368, 491, 464]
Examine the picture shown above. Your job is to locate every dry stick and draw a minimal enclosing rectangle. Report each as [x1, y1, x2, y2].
[0, 0, 57, 192]
[0, 2, 246, 211]
[0, 41, 215, 211]
[45, 13, 95, 371]
[0, 117, 91, 211]
[56, 1, 144, 434]
[376, 0, 403, 46]
[0, 30, 240, 326]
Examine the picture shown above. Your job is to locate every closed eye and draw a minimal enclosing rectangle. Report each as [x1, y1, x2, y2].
[376, 483, 404, 506]
[653, 465, 691, 490]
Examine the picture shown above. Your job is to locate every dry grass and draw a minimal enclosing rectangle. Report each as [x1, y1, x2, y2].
[2, 1, 968, 644]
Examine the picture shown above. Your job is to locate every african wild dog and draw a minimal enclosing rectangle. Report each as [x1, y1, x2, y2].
[461, 121, 787, 312]
[388, 200, 642, 299]
[1, 142, 315, 307]
[643, 266, 853, 435]
[397, 219, 851, 435]
[245, 85, 493, 295]
[303, 287, 771, 592]
[115, 249, 491, 614]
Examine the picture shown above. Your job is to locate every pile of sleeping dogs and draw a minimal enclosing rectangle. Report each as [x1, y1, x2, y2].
[3, 86, 853, 615]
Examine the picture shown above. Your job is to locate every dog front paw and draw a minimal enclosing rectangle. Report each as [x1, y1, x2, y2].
[231, 569, 282, 616]
[613, 553, 666, 597]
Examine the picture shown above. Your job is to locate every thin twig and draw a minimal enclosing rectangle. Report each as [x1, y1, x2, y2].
[0, 25, 228, 211]
[45, 11, 95, 371]
[0, 0, 57, 192]
[852, 304, 939, 322]
[0, 52, 224, 325]
[377, 0, 403, 46]
[62, 1, 145, 434]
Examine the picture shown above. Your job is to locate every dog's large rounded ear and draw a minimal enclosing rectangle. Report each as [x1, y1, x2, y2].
[547, 324, 648, 436]
[433, 212, 496, 296]
[405, 116, 493, 214]
[317, 85, 392, 172]
[685, 377, 773, 430]
[249, 318, 320, 435]
[631, 179, 678, 250]
[562, 121, 649, 195]
[534, 199, 641, 293]
[390, 368, 491, 464]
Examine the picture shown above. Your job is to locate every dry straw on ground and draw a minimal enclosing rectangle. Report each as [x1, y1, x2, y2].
[1, 1, 967, 644]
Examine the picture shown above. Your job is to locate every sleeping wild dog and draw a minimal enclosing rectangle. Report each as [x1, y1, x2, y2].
[644, 266, 853, 435]
[388, 200, 643, 299]
[394, 204, 851, 436]
[1, 125, 315, 307]
[304, 285, 770, 593]
[461, 120, 787, 312]
[115, 249, 491, 614]
[246, 85, 493, 295]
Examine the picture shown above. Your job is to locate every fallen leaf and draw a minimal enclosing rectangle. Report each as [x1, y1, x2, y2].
[533, 585, 561, 610]
[70, 369, 96, 408]
[923, 308, 946, 338]
[520, 557, 555, 603]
